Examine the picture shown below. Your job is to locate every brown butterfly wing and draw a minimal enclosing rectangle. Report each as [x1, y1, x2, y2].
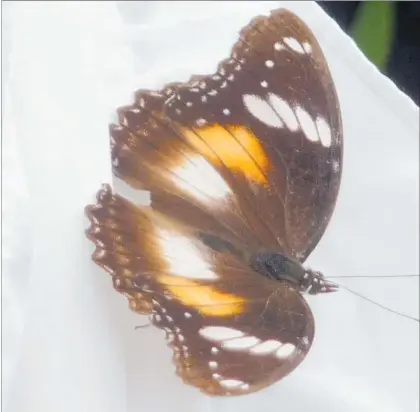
[150, 281, 314, 397]
[112, 9, 342, 261]
[112, 90, 267, 258]
[162, 8, 343, 261]
[85, 184, 314, 396]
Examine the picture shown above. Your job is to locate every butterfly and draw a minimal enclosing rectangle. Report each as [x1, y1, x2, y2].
[85, 8, 342, 396]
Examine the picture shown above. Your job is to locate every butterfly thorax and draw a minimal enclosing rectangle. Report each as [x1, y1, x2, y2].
[250, 252, 338, 295]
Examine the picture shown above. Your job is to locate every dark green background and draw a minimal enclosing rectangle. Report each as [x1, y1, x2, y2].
[319, 1, 420, 105]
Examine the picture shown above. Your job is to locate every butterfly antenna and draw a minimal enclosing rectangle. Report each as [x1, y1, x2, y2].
[332, 280, 419, 323]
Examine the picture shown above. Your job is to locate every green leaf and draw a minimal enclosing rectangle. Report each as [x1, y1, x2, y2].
[351, 1, 396, 70]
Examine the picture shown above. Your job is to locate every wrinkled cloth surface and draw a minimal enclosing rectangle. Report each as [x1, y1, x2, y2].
[2, 2, 419, 412]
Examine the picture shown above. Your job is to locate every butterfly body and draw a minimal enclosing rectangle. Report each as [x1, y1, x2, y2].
[85, 8, 343, 396]
[250, 252, 337, 295]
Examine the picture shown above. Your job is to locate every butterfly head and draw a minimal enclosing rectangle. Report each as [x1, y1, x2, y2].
[300, 269, 338, 295]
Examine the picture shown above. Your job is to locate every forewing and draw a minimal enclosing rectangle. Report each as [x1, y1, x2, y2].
[111, 9, 342, 261]
[85, 184, 314, 396]
[162, 8, 343, 260]
[112, 90, 266, 257]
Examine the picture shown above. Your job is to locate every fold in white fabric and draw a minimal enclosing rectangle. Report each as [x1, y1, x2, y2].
[3, 2, 419, 412]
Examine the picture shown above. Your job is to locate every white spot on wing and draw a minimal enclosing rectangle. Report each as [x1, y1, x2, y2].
[223, 108, 230, 115]
[199, 326, 244, 341]
[284, 37, 305, 54]
[157, 229, 216, 280]
[184, 312, 192, 318]
[275, 343, 296, 359]
[250, 339, 283, 355]
[315, 116, 332, 147]
[268, 94, 300, 131]
[120, 115, 128, 127]
[95, 248, 106, 258]
[219, 379, 246, 389]
[274, 42, 285, 51]
[295, 106, 319, 142]
[173, 156, 231, 201]
[243, 94, 283, 128]
[221, 336, 260, 350]
[211, 347, 219, 354]
[209, 361, 218, 369]
[265, 60, 275, 68]
[302, 42, 312, 54]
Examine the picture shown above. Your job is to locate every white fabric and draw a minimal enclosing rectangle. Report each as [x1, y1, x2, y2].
[2, 1, 419, 411]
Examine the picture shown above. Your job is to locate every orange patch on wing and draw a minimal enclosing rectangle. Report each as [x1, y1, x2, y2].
[157, 275, 244, 317]
[181, 124, 269, 185]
